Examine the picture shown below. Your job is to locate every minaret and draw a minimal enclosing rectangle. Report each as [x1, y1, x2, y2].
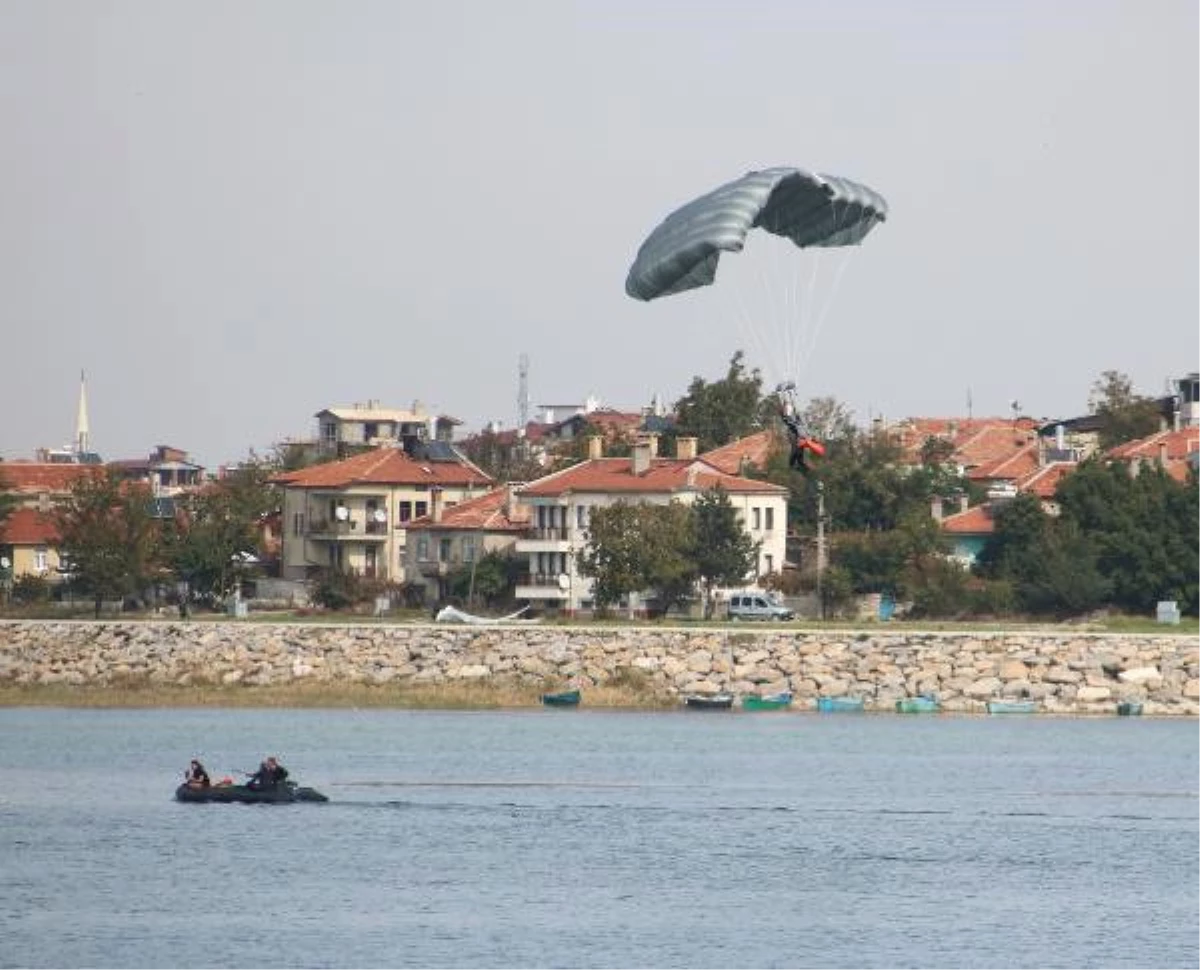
[75, 370, 90, 457]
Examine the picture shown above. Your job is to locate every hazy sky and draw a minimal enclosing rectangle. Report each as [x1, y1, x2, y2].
[2, 0, 1196, 469]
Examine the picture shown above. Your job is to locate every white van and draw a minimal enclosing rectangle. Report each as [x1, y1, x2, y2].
[727, 592, 794, 622]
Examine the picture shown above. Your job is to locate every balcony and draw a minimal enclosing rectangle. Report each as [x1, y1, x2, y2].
[306, 519, 388, 542]
[515, 526, 572, 553]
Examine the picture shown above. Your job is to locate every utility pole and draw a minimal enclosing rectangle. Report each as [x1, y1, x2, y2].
[815, 481, 827, 619]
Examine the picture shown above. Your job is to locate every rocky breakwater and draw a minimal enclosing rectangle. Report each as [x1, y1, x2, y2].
[0, 621, 1196, 715]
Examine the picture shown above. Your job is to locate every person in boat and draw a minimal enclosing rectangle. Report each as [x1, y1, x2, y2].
[247, 756, 289, 790]
[776, 387, 825, 474]
[184, 759, 211, 788]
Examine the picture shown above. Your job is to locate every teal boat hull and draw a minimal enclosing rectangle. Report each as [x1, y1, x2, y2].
[742, 691, 793, 711]
[541, 689, 581, 707]
[1116, 701, 1143, 716]
[816, 696, 865, 713]
[986, 700, 1037, 715]
[895, 696, 940, 714]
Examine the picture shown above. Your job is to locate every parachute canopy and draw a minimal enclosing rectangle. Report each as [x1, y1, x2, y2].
[625, 167, 888, 302]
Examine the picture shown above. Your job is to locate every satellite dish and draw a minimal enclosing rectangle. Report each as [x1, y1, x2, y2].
[373, 509, 387, 523]
[335, 506, 349, 521]
[557, 574, 570, 591]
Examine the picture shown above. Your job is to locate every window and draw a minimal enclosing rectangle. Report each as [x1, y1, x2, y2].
[292, 512, 304, 536]
[416, 537, 430, 561]
[752, 507, 761, 530]
[34, 547, 48, 573]
[764, 554, 774, 574]
[765, 507, 774, 531]
[415, 501, 428, 518]
[576, 505, 587, 529]
[399, 501, 413, 522]
[439, 538, 452, 563]
[464, 537, 477, 562]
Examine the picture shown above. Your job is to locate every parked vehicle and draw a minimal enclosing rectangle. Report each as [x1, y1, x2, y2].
[727, 592, 794, 622]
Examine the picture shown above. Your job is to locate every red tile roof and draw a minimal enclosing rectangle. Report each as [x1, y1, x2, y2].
[700, 431, 775, 476]
[967, 443, 1040, 483]
[0, 507, 59, 544]
[271, 447, 492, 489]
[0, 463, 102, 494]
[407, 487, 531, 532]
[894, 417, 1039, 468]
[1016, 462, 1076, 499]
[1105, 428, 1198, 483]
[939, 504, 996, 535]
[519, 456, 785, 498]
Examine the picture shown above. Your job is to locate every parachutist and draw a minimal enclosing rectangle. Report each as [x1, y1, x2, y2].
[777, 396, 825, 475]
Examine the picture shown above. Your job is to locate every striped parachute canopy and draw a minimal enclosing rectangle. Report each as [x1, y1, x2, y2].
[625, 167, 888, 302]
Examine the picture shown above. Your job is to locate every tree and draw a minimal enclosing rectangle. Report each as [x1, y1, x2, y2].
[54, 470, 162, 617]
[446, 549, 524, 609]
[673, 351, 765, 451]
[0, 468, 17, 532]
[1088, 370, 1162, 450]
[690, 487, 760, 617]
[578, 501, 697, 617]
[162, 465, 277, 607]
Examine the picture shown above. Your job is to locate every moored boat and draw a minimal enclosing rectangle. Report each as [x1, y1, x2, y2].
[895, 696, 940, 714]
[1116, 701, 1144, 716]
[741, 691, 793, 711]
[816, 695, 865, 713]
[986, 699, 1037, 715]
[541, 689, 581, 707]
[684, 693, 735, 710]
[174, 781, 328, 804]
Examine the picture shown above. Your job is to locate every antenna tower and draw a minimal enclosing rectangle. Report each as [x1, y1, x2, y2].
[517, 353, 530, 429]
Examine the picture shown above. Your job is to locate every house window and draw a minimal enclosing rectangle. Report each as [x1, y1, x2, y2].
[292, 512, 304, 536]
[464, 537, 477, 563]
[415, 501, 428, 518]
[34, 547, 48, 573]
[417, 537, 430, 561]
[765, 507, 774, 531]
[399, 501, 412, 522]
[752, 507, 761, 530]
[439, 538, 452, 563]
[576, 505, 586, 529]
[764, 553, 774, 575]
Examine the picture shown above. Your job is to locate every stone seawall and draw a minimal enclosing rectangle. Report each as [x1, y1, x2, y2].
[1, 620, 1196, 715]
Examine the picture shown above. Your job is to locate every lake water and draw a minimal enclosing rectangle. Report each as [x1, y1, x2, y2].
[1, 707, 1196, 969]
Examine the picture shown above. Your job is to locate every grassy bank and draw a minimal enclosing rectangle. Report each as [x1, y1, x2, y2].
[0, 676, 675, 711]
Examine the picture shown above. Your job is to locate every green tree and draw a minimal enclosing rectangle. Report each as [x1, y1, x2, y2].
[579, 501, 697, 616]
[446, 549, 524, 609]
[1056, 460, 1198, 615]
[0, 468, 17, 531]
[673, 351, 765, 451]
[1088, 369, 1162, 450]
[690, 487, 760, 616]
[162, 465, 277, 607]
[54, 470, 162, 617]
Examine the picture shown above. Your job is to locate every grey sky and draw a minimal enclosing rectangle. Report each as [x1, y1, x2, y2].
[1, 0, 1195, 469]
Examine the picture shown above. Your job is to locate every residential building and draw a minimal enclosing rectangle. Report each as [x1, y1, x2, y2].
[314, 401, 459, 458]
[0, 462, 102, 582]
[513, 434, 788, 615]
[108, 445, 204, 496]
[402, 485, 531, 605]
[273, 445, 493, 582]
[1105, 427, 1199, 482]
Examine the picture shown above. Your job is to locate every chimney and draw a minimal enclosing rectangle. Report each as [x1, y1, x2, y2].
[587, 435, 603, 460]
[1158, 441, 1169, 468]
[676, 436, 698, 460]
[631, 438, 653, 475]
[431, 487, 443, 523]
